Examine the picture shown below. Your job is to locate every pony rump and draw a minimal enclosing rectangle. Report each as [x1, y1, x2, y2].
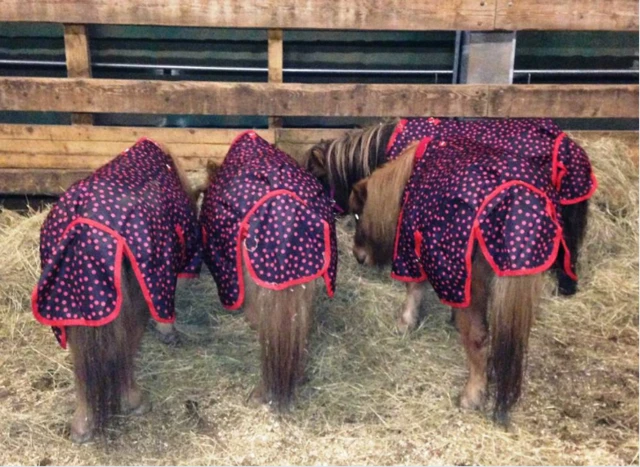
[244, 270, 316, 410]
[349, 142, 418, 265]
[306, 121, 398, 210]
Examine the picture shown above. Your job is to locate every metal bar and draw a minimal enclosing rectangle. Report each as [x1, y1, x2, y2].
[0, 59, 637, 75]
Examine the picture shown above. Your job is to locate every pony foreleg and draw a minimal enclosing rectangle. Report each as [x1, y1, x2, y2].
[396, 281, 427, 334]
[153, 321, 180, 345]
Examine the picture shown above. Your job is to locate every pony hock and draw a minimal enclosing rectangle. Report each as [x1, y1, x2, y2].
[349, 136, 590, 424]
[31, 139, 201, 443]
[200, 131, 338, 410]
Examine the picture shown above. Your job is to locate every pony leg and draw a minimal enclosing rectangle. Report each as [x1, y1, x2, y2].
[70, 350, 94, 444]
[396, 281, 427, 334]
[121, 263, 151, 415]
[456, 256, 491, 411]
[153, 321, 180, 346]
[555, 200, 589, 295]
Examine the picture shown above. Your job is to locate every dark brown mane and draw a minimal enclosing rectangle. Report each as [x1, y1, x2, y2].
[305, 120, 399, 211]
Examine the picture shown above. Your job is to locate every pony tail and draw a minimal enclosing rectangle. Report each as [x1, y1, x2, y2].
[68, 316, 131, 436]
[489, 274, 542, 424]
[67, 260, 147, 440]
[248, 280, 316, 410]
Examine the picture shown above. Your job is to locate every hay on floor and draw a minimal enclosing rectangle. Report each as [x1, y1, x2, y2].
[0, 136, 637, 465]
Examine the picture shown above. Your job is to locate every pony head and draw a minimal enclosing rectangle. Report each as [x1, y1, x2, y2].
[349, 141, 418, 267]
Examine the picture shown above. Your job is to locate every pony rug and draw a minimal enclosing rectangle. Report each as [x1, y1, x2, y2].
[200, 131, 337, 309]
[32, 138, 202, 348]
[392, 136, 575, 307]
[387, 117, 597, 206]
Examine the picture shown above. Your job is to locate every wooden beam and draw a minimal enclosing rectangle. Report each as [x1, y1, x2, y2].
[495, 0, 638, 31]
[0, 78, 637, 118]
[268, 29, 284, 129]
[63, 24, 93, 125]
[487, 84, 639, 118]
[0, 0, 496, 31]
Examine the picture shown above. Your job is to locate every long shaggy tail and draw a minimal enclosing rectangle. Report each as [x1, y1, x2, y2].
[67, 261, 148, 432]
[247, 279, 316, 410]
[489, 274, 542, 423]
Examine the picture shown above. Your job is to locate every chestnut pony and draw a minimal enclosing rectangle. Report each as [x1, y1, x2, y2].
[306, 119, 590, 296]
[349, 141, 550, 424]
[33, 140, 201, 443]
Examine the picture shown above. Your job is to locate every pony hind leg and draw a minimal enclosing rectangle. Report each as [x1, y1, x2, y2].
[555, 200, 589, 295]
[120, 259, 151, 415]
[456, 256, 492, 411]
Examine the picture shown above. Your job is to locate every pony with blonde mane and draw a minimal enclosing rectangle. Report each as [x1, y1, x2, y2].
[349, 140, 565, 424]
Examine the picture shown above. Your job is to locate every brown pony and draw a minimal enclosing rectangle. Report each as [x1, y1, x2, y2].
[53, 143, 201, 443]
[306, 120, 588, 296]
[349, 143, 544, 424]
[202, 160, 321, 410]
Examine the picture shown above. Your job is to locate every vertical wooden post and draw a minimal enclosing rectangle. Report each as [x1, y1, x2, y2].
[457, 32, 516, 84]
[268, 29, 284, 129]
[64, 24, 93, 125]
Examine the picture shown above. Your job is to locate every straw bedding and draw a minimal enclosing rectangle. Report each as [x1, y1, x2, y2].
[0, 137, 637, 465]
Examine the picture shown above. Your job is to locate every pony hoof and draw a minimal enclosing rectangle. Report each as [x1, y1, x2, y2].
[129, 397, 152, 417]
[458, 390, 486, 411]
[492, 409, 511, 428]
[155, 329, 181, 346]
[70, 426, 94, 445]
[395, 317, 416, 335]
[556, 276, 577, 296]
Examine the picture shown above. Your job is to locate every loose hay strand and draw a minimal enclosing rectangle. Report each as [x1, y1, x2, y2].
[0, 136, 637, 465]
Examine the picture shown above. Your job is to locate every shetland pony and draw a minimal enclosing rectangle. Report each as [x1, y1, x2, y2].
[200, 131, 337, 410]
[349, 139, 578, 423]
[306, 118, 594, 296]
[32, 139, 201, 443]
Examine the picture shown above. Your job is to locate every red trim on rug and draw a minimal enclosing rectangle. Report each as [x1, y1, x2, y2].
[551, 133, 566, 189]
[385, 119, 408, 154]
[229, 130, 257, 149]
[560, 172, 598, 206]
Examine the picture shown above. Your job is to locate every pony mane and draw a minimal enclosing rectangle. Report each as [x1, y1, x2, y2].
[324, 120, 399, 193]
[365, 141, 418, 242]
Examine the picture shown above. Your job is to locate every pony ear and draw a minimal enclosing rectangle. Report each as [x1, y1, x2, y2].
[306, 144, 328, 177]
[206, 160, 222, 181]
[349, 179, 368, 213]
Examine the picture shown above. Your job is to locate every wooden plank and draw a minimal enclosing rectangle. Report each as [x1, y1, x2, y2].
[0, 125, 275, 144]
[0, 169, 93, 195]
[268, 29, 284, 129]
[0, 154, 220, 171]
[495, 0, 639, 31]
[0, 0, 496, 31]
[487, 85, 639, 118]
[1, 78, 637, 118]
[0, 78, 490, 117]
[63, 24, 93, 125]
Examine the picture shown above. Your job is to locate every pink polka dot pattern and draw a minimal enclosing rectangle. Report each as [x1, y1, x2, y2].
[32, 138, 202, 348]
[387, 118, 596, 205]
[200, 131, 337, 310]
[391, 136, 572, 308]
